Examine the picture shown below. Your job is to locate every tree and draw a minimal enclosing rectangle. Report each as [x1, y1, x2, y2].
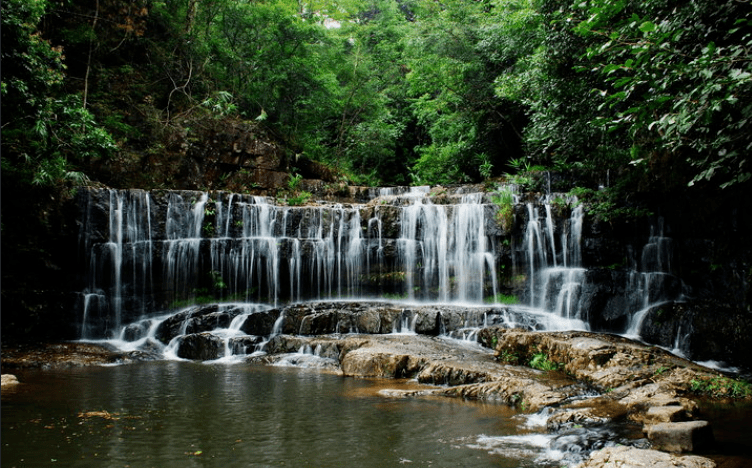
[404, 0, 530, 184]
[572, 0, 752, 189]
[1, 0, 116, 187]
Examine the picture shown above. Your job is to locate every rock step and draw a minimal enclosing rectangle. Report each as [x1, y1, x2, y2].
[646, 421, 715, 453]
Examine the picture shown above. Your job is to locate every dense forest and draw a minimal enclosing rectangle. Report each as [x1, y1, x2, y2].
[3, 0, 751, 192]
[2, 0, 752, 342]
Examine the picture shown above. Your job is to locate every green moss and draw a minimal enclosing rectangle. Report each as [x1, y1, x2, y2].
[528, 352, 562, 371]
[690, 376, 752, 399]
[485, 293, 518, 305]
[490, 186, 515, 231]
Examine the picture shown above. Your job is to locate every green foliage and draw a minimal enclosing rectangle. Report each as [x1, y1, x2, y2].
[486, 293, 518, 305]
[5, 0, 749, 192]
[1, 0, 116, 187]
[498, 350, 520, 364]
[209, 270, 227, 292]
[528, 352, 562, 371]
[288, 172, 303, 191]
[490, 186, 515, 231]
[568, 186, 651, 223]
[479, 155, 494, 179]
[690, 376, 752, 399]
[286, 191, 313, 206]
[572, 0, 752, 189]
[404, 0, 532, 184]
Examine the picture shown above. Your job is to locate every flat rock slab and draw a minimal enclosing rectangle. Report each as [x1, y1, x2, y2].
[1, 342, 151, 369]
[575, 446, 716, 468]
[646, 420, 715, 453]
[269, 334, 583, 410]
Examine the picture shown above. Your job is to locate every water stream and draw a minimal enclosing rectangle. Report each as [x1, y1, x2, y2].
[1, 362, 639, 468]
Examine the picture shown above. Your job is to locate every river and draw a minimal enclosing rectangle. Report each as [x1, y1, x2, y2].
[1, 360, 625, 468]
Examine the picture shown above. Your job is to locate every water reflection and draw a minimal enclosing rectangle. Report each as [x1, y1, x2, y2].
[3, 362, 557, 468]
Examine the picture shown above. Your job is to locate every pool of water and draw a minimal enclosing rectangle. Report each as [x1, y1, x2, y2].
[2, 361, 574, 468]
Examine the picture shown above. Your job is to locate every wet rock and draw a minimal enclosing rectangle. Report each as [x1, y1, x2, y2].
[644, 405, 689, 423]
[549, 427, 616, 464]
[264, 335, 343, 360]
[239, 310, 279, 335]
[342, 349, 419, 378]
[122, 322, 149, 341]
[154, 305, 222, 344]
[617, 383, 698, 425]
[1, 342, 136, 368]
[546, 403, 624, 430]
[332, 334, 578, 410]
[175, 333, 224, 360]
[184, 311, 232, 335]
[645, 421, 714, 453]
[298, 312, 337, 335]
[641, 300, 752, 370]
[228, 336, 263, 355]
[575, 446, 716, 468]
[354, 309, 382, 333]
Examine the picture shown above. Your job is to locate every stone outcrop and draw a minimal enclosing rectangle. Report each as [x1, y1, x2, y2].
[476, 327, 710, 425]
[3, 316, 736, 466]
[575, 446, 716, 468]
[176, 332, 225, 360]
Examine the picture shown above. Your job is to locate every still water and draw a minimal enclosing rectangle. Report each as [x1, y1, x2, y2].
[1, 361, 564, 468]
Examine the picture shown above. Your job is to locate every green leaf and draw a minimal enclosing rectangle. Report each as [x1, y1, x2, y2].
[639, 21, 656, 33]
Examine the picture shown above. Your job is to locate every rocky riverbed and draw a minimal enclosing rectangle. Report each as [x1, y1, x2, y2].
[4, 319, 751, 467]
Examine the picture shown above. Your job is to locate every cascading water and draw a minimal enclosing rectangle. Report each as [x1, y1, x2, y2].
[65, 184, 736, 468]
[77, 187, 505, 339]
[78, 185, 687, 357]
[523, 198, 588, 323]
[624, 219, 684, 338]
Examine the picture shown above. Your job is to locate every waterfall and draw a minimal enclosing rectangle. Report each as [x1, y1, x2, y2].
[523, 199, 588, 324]
[77, 187, 503, 337]
[77, 186, 686, 354]
[79, 189, 154, 337]
[624, 219, 682, 338]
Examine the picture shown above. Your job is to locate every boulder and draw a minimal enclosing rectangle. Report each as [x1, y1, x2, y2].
[645, 421, 714, 453]
[341, 347, 422, 378]
[122, 321, 150, 341]
[228, 336, 264, 355]
[155, 305, 222, 344]
[175, 333, 224, 360]
[239, 310, 279, 336]
[1, 374, 20, 387]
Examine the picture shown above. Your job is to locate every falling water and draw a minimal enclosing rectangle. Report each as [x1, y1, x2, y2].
[77, 186, 684, 349]
[523, 199, 588, 324]
[624, 219, 682, 338]
[77, 187, 503, 338]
